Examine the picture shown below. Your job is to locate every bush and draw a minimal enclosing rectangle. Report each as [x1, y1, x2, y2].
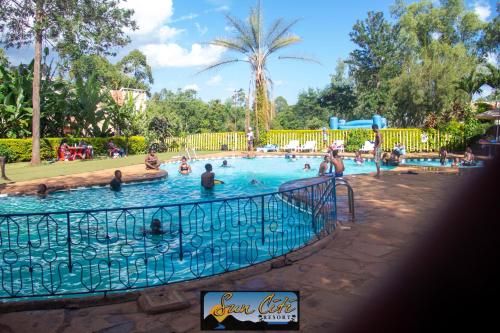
[345, 129, 372, 152]
[0, 136, 147, 163]
[0, 144, 12, 162]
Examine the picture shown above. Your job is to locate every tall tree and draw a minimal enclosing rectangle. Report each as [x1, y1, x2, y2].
[203, 1, 313, 140]
[0, 0, 136, 164]
[347, 11, 400, 116]
[117, 49, 154, 92]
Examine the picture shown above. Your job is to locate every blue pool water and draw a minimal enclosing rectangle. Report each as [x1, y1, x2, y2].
[0, 156, 394, 215]
[400, 158, 484, 168]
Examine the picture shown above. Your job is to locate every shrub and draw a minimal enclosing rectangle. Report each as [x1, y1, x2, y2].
[345, 129, 372, 152]
[0, 144, 12, 162]
[0, 136, 147, 163]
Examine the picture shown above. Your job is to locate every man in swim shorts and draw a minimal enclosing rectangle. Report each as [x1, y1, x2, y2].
[331, 150, 345, 177]
[372, 124, 383, 177]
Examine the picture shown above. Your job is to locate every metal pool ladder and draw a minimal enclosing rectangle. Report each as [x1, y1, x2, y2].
[185, 147, 198, 160]
[335, 178, 355, 221]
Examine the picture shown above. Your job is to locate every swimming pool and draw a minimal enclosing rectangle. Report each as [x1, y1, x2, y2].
[0, 157, 391, 300]
[400, 158, 484, 168]
[0, 156, 395, 215]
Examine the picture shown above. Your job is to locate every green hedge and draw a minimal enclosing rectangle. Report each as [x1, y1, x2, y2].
[0, 136, 147, 162]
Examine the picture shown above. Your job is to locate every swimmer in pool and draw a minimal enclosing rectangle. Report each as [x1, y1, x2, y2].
[201, 164, 225, 189]
[221, 160, 229, 167]
[304, 163, 311, 171]
[354, 151, 364, 164]
[178, 156, 192, 175]
[318, 155, 330, 176]
[331, 150, 345, 177]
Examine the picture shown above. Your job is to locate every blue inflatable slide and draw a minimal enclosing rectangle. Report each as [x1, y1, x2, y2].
[329, 115, 388, 130]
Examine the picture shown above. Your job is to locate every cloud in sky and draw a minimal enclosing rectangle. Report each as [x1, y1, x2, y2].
[205, 5, 230, 13]
[171, 13, 199, 23]
[121, 0, 174, 35]
[206, 75, 222, 86]
[158, 26, 185, 42]
[119, 0, 225, 68]
[183, 84, 200, 91]
[195, 22, 209, 36]
[141, 43, 225, 68]
[473, 1, 491, 21]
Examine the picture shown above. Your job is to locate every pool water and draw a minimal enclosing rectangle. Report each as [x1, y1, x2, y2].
[400, 158, 484, 168]
[0, 156, 394, 215]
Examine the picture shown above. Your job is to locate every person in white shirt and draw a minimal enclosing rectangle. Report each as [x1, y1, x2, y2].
[246, 127, 254, 151]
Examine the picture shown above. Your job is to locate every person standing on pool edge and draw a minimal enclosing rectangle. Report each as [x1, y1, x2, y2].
[372, 124, 383, 177]
[246, 127, 254, 151]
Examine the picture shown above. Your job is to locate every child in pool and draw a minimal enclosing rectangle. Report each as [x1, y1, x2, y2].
[354, 151, 364, 164]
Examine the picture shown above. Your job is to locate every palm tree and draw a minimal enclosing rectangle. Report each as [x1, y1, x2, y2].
[456, 69, 485, 102]
[202, 0, 314, 139]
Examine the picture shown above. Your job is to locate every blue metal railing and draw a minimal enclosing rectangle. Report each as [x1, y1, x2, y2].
[0, 177, 336, 300]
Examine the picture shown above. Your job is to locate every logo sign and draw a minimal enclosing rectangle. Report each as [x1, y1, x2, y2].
[201, 291, 299, 331]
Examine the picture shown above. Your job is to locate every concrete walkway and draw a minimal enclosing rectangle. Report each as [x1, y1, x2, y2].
[0, 172, 464, 333]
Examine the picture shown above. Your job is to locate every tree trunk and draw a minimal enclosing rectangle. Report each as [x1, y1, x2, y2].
[31, 2, 43, 165]
[0, 156, 7, 180]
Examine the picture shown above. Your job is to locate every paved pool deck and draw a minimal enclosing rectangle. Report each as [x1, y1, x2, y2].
[0, 171, 467, 333]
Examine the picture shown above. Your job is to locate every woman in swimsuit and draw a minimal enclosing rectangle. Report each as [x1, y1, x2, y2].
[178, 156, 192, 175]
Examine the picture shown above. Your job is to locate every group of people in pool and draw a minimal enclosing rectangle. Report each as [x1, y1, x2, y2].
[318, 149, 345, 177]
[439, 146, 476, 167]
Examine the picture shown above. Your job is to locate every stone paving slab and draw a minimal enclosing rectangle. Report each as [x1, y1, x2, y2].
[0, 172, 466, 333]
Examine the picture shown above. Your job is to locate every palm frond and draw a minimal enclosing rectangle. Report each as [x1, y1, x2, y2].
[225, 15, 256, 49]
[265, 18, 285, 43]
[249, 6, 263, 51]
[278, 55, 323, 65]
[266, 19, 300, 49]
[267, 35, 302, 55]
[211, 38, 251, 54]
[196, 58, 249, 75]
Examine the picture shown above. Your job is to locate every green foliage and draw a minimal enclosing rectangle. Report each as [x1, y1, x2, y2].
[0, 136, 146, 163]
[345, 129, 372, 152]
[116, 49, 154, 92]
[0, 144, 12, 162]
[70, 50, 153, 93]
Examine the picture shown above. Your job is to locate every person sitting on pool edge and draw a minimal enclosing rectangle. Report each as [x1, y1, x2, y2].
[145, 149, 160, 170]
[201, 163, 224, 189]
[178, 156, 192, 175]
[110, 170, 122, 191]
[331, 149, 345, 177]
[318, 155, 330, 176]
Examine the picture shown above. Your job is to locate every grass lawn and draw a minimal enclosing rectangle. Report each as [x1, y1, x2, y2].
[1, 151, 213, 184]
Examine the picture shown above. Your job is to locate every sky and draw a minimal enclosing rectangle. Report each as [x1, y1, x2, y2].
[2, 0, 497, 104]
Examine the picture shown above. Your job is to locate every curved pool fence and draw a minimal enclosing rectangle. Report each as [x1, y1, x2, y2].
[0, 177, 337, 300]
